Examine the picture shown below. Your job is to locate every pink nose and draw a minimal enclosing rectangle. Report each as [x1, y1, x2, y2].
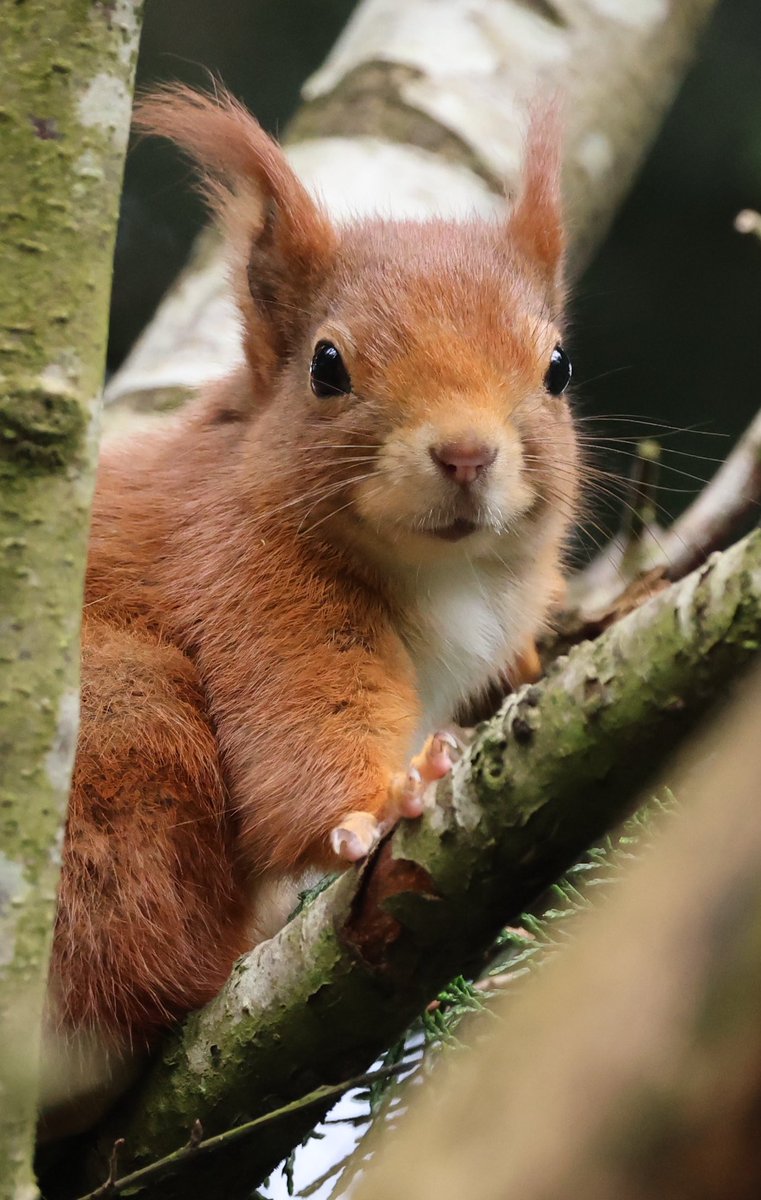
[430, 441, 498, 486]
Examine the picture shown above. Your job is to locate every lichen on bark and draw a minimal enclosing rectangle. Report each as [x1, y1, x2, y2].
[0, 2, 143, 1194]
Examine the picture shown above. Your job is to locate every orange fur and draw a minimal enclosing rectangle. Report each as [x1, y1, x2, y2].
[53, 618, 249, 1038]
[49, 88, 579, 1072]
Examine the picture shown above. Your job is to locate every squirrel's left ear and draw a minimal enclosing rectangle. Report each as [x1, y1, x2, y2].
[505, 103, 565, 309]
[133, 86, 338, 390]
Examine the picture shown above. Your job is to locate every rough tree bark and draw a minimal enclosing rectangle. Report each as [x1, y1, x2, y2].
[352, 665, 761, 1200]
[104, 0, 719, 414]
[0, 3, 143, 1196]
[80, 528, 761, 1199]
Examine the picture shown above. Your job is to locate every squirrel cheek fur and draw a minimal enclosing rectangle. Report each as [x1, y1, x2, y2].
[47, 86, 579, 1081]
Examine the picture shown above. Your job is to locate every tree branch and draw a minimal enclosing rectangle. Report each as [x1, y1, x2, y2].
[80, 526, 761, 1199]
[661, 405, 761, 579]
[103, 0, 719, 415]
[351, 665, 761, 1200]
[565, 400, 761, 628]
[73, 1065, 406, 1200]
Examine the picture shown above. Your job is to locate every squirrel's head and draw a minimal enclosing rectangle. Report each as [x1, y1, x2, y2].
[135, 87, 578, 567]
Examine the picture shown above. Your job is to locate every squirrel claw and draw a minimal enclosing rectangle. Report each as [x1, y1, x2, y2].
[411, 730, 460, 784]
[389, 730, 459, 819]
[396, 765, 425, 819]
[333, 732, 460, 862]
[330, 811, 382, 862]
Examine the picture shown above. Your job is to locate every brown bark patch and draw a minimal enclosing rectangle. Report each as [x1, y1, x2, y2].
[343, 842, 439, 967]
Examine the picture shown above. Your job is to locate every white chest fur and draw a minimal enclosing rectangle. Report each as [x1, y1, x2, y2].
[401, 558, 544, 738]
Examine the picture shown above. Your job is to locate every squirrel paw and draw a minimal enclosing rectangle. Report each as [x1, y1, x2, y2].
[330, 733, 459, 864]
[330, 811, 383, 863]
[389, 730, 459, 820]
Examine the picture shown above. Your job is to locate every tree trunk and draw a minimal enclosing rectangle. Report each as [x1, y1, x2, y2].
[0, 3, 143, 1195]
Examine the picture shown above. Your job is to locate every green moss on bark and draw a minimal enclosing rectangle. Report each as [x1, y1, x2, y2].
[0, 382, 85, 467]
[0, 3, 143, 1195]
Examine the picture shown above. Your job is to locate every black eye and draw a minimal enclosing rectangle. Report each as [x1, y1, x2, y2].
[310, 341, 352, 398]
[544, 345, 572, 396]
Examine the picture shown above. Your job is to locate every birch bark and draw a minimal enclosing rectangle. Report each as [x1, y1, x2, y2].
[104, 0, 718, 413]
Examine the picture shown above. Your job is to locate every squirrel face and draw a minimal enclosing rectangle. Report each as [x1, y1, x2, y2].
[135, 88, 578, 567]
[277, 219, 577, 566]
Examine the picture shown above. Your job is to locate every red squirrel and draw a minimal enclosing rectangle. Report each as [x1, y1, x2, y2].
[44, 86, 578, 1128]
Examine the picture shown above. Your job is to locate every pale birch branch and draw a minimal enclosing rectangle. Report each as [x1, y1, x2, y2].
[565, 402, 761, 622]
[104, 0, 718, 414]
[661, 405, 761, 578]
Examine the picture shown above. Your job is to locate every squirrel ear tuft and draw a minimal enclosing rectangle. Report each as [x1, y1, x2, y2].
[505, 102, 565, 306]
[133, 85, 338, 383]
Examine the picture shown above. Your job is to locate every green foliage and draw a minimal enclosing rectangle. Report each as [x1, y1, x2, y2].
[485, 790, 677, 984]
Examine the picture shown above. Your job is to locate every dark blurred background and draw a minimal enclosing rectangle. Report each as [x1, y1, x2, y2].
[110, 0, 761, 534]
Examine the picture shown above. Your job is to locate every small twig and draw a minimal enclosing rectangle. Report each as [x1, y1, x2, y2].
[619, 438, 662, 548]
[72, 1064, 407, 1200]
[299, 1150, 360, 1198]
[186, 1119, 203, 1149]
[564, 439, 667, 616]
[89, 1138, 125, 1199]
[566, 402, 761, 623]
[659, 406, 761, 579]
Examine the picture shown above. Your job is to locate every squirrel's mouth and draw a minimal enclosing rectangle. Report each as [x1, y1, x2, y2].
[427, 518, 480, 541]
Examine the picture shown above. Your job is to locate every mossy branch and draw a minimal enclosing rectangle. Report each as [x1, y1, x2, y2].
[80, 527, 761, 1199]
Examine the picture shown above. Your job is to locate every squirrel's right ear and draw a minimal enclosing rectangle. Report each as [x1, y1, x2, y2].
[133, 86, 338, 386]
